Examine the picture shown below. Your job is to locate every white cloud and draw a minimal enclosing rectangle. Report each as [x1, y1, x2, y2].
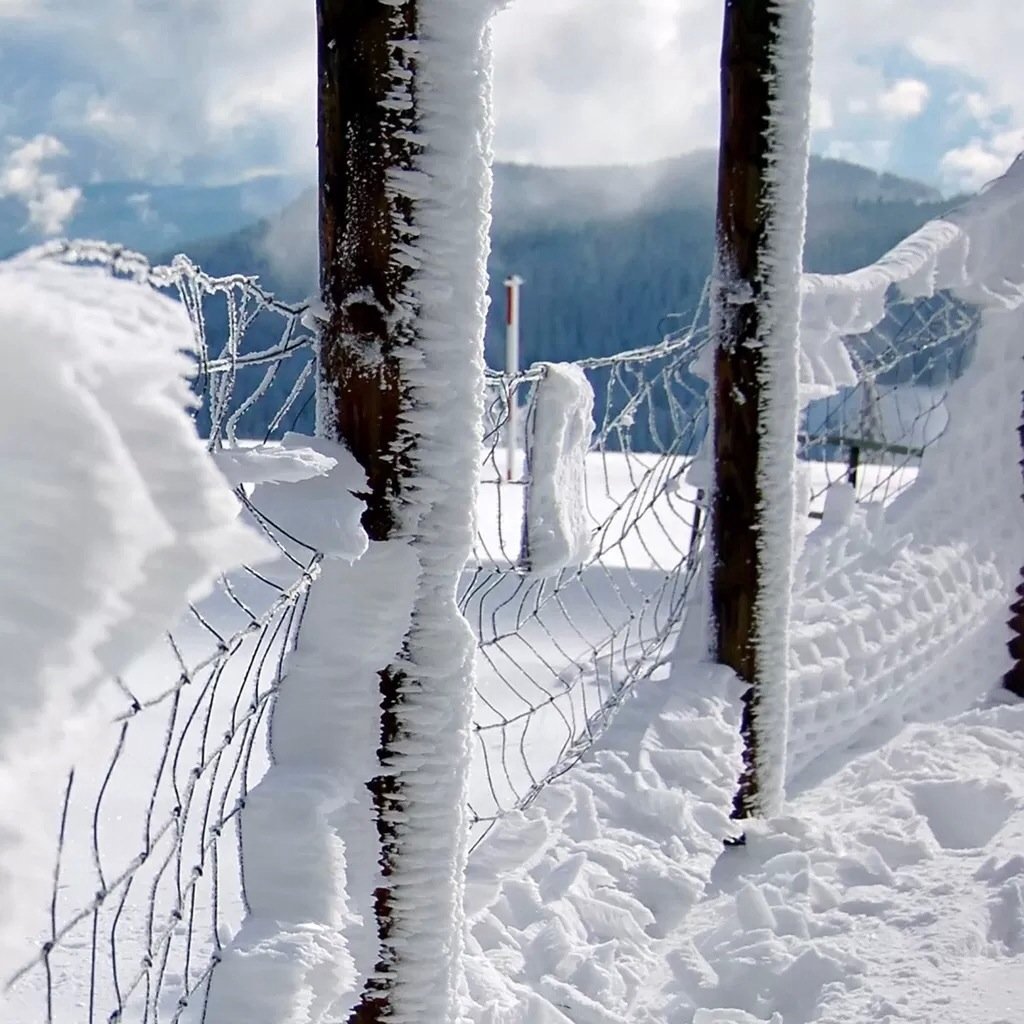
[878, 79, 930, 121]
[491, 0, 720, 166]
[941, 131, 1023, 191]
[0, 134, 81, 234]
[0, 0, 317, 183]
[0, 0, 1022, 190]
[826, 138, 892, 171]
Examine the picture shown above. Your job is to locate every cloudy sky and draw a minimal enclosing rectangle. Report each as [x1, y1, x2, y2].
[0, 0, 1020, 195]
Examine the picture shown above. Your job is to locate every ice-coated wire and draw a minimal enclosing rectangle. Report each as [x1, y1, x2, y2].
[8, 240, 979, 1014]
[5, 243, 322, 1024]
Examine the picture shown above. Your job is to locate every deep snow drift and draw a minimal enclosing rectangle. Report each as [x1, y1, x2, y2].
[0, 257, 270, 993]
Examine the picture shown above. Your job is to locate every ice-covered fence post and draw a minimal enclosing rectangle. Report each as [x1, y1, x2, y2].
[709, 0, 814, 819]
[317, 1, 494, 1021]
[505, 274, 523, 481]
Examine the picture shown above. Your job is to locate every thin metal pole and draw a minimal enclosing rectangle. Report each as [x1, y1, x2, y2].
[504, 274, 523, 481]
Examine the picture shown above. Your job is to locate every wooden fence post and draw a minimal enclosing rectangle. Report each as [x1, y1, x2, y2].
[710, 0, 813, 820]
[1004, 396, 1024, 698]
[317, 2, 417, 1020]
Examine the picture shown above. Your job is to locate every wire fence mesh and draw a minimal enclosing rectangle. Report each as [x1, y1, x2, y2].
[6, 239, 982, 1017]
[5, 242, 323, 1023]
[465, 308, 712, 844]
[799, 285, 978, 514]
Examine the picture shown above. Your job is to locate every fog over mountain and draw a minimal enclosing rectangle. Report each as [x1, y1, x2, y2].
[173, 151, 952, 369]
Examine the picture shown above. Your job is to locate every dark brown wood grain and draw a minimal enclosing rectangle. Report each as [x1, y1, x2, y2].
[316, 3, 418, 1020]
[711, 0, 778, 820]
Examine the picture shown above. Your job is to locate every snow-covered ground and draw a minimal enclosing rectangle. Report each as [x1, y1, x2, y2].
[686, 694, 1024, 1024]
[461, 672, 1024, 1024]
[1, 439, 940, 1022]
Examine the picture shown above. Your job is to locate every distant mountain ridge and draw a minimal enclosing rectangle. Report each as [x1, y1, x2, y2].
[492, 151, 942, 231]
[177, 151, 949, 290]
[160, 151, 957, 446]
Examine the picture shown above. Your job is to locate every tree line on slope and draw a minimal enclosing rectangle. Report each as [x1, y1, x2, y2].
[174, 154, 958, 449]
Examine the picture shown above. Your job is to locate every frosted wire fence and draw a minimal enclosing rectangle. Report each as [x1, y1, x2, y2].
[466, 324, 712, 844]
[465, 283, 980, 843]
[799, 287, 978, 512]
[9, 240, 979, 1016]
[6, 242, 323, 1023]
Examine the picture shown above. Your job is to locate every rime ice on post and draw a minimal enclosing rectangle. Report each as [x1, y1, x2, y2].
[710, 0, 815, 819]
[310, 1, 498, 1022]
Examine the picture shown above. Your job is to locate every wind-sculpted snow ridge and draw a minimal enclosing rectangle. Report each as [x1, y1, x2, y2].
[0, 257, 273, 1013]
[462, 663, 745, 1024]
[784, 154, 1024, 784]
[3, 245, 332, 1023]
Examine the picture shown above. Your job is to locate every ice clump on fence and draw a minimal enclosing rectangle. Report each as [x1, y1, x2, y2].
[0, 257, 270, 988]
[521, 361, 595, 576]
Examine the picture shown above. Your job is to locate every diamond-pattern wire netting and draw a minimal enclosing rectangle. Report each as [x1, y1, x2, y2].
[464, 324, 712, 845]
[799, 286, 978, 515]
[6, 242, 323, 1023]
[7, 243, 976, 1019]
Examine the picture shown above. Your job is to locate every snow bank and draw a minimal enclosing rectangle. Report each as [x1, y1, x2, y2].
[521, 362, 595, 576]
[0, 258, 270, 985]
[784, 154, 1024, 782]
[462, 663, 746, 1023]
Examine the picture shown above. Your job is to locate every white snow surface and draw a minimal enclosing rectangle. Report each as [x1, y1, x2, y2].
[0, 258, 270, 988]
[521, 362, 595, 576]
[682, 697, 1024, 1024]
[463, 663, 747, 1024]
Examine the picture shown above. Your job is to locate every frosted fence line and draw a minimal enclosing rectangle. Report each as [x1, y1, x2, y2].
[782, 157, 1024, 783]
[8, 154, 1024, 1020]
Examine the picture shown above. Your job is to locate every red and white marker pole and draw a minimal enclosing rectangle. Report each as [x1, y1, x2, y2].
[504, 274, 524, 481]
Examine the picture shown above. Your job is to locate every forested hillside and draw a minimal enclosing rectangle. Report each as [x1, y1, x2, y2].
[170, 153, 954, 445]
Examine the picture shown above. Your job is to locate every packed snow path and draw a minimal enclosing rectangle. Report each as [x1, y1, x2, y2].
[676, 696, 1024, 1024]
[461, 681, 1024, 1024]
